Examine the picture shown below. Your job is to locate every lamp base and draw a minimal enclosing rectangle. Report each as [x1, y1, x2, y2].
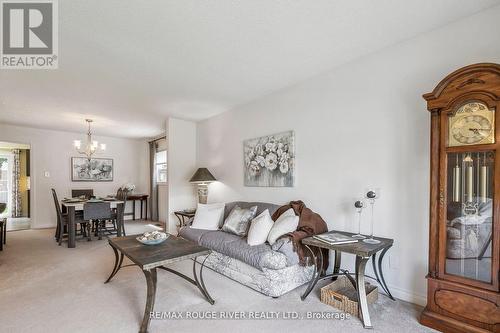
[197, 184, 208, 204]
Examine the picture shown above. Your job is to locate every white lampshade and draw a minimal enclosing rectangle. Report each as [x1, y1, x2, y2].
[92, 140, 98, 147]
[73, 140, 81, 149]
[100, 143, 106, 150]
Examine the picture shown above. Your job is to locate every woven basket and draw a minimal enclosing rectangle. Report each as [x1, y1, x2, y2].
[320, 276, 378, 317]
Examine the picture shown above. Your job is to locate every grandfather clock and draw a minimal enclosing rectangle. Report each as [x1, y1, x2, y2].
[421, 63, 500, 332]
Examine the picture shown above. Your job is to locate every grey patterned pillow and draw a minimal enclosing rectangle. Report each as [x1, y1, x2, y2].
[222, 205, 258, 236]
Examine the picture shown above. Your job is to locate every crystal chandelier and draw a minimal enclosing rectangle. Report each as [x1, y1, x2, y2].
[74, 119, 106, 159]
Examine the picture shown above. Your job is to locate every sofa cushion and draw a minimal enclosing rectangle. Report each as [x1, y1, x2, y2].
[178, 226, 216, 244]
[247, 209, 274, 246]
[223, 202, 280, 225]
[222, 205, 258, 236]
[191, 203, 225, 230]
[267, 208, 299, 245]
[271, 237, 300, 266]
[199, 230, 287, 271]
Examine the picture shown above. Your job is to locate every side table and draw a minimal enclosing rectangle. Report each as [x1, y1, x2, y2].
[174, 210, 196, 228]
[301, 230, 395, 329]
[125, 194, 149, 220]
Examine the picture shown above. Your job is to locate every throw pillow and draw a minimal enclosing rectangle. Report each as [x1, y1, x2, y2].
[191, 202, 225, 230]
[222, 205, 258, 236]
[247, 209, 274, 246]
[267, 208, 299, 245]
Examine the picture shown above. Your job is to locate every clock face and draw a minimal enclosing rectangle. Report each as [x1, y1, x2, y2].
[448, 102, 495, 147]
[451, 115, 492, 144]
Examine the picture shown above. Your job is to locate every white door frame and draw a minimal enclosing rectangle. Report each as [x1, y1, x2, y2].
[0, 152, 13, 218]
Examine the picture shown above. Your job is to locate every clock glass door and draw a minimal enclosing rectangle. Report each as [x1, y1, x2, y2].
[445, 151, 494, 283]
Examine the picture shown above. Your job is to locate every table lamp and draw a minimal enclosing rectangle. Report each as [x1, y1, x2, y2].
[189, 168, 216, 204]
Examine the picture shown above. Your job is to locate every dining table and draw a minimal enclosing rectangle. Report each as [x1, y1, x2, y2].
[61, 199, 125, 248]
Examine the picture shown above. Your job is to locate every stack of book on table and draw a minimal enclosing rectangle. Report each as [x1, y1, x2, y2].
[313, 233, 358, 245]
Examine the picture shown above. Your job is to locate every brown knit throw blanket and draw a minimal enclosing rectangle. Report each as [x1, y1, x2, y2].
[272, 200, 329, 272]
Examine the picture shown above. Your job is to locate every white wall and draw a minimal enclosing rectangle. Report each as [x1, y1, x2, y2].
[158, 184, 168, 224]
[0, 123, 149, 228]
[196, 6, 500, 305]
[166, 118, 197, 234]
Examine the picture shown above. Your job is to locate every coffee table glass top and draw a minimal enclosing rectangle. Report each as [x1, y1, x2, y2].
[109, 234, 210, 269]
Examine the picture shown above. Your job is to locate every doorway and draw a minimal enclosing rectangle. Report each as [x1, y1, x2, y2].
[0, 142, 31, 230]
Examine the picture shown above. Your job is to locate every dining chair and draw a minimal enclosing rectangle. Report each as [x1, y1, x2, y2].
[101, 188, 128, 236]
[51, 189, 88, 246]
[71, 189, 94, 200]
[83, 202, 112, 240]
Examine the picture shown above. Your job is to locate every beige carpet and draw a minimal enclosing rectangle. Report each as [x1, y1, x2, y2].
[0, 222, 436, 333]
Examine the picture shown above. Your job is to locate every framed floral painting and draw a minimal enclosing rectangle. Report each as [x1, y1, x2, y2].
[244, 131, 295, 187]
[71, 157, 113, 182]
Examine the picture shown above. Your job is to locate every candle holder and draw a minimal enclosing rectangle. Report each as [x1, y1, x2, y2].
[363, 187, 381, 244]
[352, 198, 366, 239]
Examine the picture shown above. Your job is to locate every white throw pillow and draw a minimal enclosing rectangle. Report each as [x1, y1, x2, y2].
[247, 209, 274, 246]
[267, 208, 299, 245]
[191, 203, 225, 230]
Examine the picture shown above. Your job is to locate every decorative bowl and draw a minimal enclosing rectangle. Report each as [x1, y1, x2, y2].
[136, 231, 169, 245]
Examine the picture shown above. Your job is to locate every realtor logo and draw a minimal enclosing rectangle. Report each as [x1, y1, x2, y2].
[1, 0, 58, 69]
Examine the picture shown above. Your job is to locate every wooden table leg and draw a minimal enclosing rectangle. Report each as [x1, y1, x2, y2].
[132, 199, 136, 220]
[116, 203, 124, 237]
[145, 199, 148, 221]
[355, 255, 372, 328]
[140, 268, 157, 333]
[0, 220, 3, 251]
[140, 199, 144, 220]
[332, 250, 341, 281]
[67, 206, 76, 248]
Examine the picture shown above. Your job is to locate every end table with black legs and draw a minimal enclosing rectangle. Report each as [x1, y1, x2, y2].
[174, 210, 196, 228]
[301, 230, 395, 329]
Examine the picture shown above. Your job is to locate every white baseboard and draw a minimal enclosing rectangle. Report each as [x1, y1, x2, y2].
[387, 284, 427, 306]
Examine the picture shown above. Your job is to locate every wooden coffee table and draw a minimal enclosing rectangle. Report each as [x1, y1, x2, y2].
[105, 234, 214, 333]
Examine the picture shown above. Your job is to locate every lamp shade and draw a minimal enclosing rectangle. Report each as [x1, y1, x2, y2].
[189, 168, 216, 183]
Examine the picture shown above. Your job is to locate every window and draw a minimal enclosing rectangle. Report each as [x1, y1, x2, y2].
[156, 150, 167, 183]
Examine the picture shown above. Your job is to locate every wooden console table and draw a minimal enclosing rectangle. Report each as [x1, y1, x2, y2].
[301, 230, 394, 329]
[125, 194, 149, 220]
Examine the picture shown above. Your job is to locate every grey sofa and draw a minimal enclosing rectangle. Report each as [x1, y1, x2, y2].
[179, 201, 314, 297]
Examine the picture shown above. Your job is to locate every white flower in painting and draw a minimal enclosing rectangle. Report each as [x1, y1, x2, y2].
[245, 156, 251, 167]
[280, 152, 289, 163]
[256, 155, 266, 167]
[276, 148, 283, 157]
[265, 153, 278, 171]
[255, 144, 264, 156]
[279, 161, 289, 174]
[248, 150, 255, 160]
[265, 137, 277, 152]
[249, 160, 260, 176]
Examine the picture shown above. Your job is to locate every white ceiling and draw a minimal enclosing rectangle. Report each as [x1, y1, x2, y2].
[1, 0, 499, 139]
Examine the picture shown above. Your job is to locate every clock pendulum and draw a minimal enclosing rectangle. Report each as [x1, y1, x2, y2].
[452, 154, 461, 202]
[464, 154, 474, 203]
[479, 152, 489, 203]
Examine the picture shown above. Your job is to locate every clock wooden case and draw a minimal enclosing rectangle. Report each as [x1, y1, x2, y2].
[420, 63, 500, 333]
